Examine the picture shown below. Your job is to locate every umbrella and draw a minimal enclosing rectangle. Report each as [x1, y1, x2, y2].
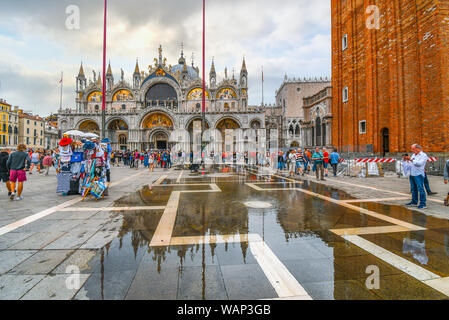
[64, 130, 86, 137]
[84, 132, 99, 139]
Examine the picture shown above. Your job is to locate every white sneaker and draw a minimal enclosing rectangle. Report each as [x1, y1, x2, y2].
[9, 192, 15, 200]
[13, 196, 23, 201]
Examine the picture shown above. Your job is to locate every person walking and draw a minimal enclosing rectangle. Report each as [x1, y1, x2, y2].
[29, 149, 42, 174]
[403, 144, 428, 209]
[295, 148, 305, 176]
[0, 148, 13, 197]
[311, 147, 325, 181]
[6, 144, 31, 201]
[42, 152, 53, 176]
[444, 158, 449, 206]
[288, 150, 296, 177]
[330, 149, 340, 177]
[323, 148, 330, 177]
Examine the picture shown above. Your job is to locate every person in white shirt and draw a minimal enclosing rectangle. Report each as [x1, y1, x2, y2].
[402, 144, 428, 209]
[288, 150, 296, 177]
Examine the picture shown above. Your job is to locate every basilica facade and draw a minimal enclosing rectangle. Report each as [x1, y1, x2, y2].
[57, 46, 265, 152]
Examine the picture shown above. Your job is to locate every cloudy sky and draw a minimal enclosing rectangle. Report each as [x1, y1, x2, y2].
[0, 0, 331, 116]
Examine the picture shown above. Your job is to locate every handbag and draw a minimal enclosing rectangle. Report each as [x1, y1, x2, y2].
[71, 152, 84, 163]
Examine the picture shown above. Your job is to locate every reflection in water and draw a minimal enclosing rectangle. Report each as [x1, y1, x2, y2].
[403, 212, 428, 265]
[81, 167, 449, 300]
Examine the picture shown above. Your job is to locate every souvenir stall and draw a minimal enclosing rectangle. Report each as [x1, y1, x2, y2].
[79, 140, 108, 201]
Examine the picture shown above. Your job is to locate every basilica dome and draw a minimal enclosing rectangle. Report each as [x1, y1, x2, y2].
[170, 63, 199, 79]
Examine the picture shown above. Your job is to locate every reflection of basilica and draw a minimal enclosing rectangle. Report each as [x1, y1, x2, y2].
[58, 45, 266, 151]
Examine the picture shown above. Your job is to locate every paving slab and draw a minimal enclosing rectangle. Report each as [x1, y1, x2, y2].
[178, 265, 228, 300]
[0, 275, 45, 300]
[0, 232, 34, 250]
[52, 250, 99, 274]
[8, 250, 74, 275]
[9, 231, 66, 250]
[0, 250, 38, 274]
[220, 264, 277, 300]
[21, 274, 90, 300]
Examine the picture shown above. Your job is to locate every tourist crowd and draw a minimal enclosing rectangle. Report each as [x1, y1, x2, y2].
[1, 141, 449, 208]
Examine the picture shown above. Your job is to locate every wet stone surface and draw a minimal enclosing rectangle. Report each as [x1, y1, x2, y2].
[1, 165, 449, 300]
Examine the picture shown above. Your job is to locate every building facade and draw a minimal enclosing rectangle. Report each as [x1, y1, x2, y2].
[0, 99, 10, 147]
[0, 99, 19, 149]
[58, 46, 265, 151]
[266, 77, 331, 149]
[301, 86, 333, 148]
[331, 0, 449, 154]
[19, 112, 45, 149]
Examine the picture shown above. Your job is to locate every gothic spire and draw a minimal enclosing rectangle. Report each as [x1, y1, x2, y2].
[78, 62, 85, 78]
[134, 59, 140, 74]
[210, 58, 216, 75]
[241, 57, 247, 72]
[106, 61, 113, 76]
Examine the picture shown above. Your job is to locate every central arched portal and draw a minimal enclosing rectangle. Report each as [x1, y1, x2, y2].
[141, 112, 174, 150]
[151, 131, 169, 150]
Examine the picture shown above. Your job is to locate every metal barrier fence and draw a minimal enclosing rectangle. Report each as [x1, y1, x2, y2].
[337, 155, 448, 177]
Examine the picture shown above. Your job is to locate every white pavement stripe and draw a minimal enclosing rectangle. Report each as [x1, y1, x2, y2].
[59, 206, 166, 212]
[250, 241, 312, 300]
[149, 191, 181, 247]
[423, 277, 449, 296]
[0, 197, 83, 236]
[341, 197, 410, 203]
[0, 170, 155, 237]
[331, 225, 411, 236]
[153, 175, 167, 186]
[320, 179, 445, 204]
[342, 235, 441, 282]
[177, 170, 184, 183]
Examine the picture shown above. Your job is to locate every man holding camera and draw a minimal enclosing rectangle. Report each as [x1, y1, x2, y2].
[402, 144, 428, 209]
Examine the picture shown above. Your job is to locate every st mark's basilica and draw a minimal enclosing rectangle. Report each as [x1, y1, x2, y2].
[58, 46, 266, 152]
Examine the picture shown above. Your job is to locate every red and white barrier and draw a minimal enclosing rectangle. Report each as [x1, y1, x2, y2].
[354, 157, 438, 163]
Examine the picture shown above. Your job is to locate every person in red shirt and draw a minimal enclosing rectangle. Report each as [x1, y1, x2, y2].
[323, 148, 330, 177]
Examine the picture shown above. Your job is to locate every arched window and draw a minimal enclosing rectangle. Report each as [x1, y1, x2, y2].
[121, 104, 126, 110]
[289, 125, 294, 136]
[145, 83, 178, 105]
[14, 127, 18, 134]
[8, 125, 12, 134]
[295, 125, 300, 136]
[95, 105, 100, 111]
[196, 103, 201, 112]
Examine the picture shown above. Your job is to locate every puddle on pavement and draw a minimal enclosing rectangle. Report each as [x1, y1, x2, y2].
[77, 167, 449, 300]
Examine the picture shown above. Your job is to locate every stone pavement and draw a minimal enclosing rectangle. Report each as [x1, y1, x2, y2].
[0, 165, 175, 299]
[1, 164, 449, 300]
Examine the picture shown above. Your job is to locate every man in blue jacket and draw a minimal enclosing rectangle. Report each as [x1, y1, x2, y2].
[329, 149, 341, 177]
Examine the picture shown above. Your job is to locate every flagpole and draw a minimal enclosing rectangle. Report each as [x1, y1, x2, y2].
[101, 0, 108, 140]
[201, 0, 206, 168]
[59, 71, 63, 111]
[262, 66, 264, 108]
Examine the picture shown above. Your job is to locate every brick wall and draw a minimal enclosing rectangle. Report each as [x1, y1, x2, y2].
[331, 0, 449, 154]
